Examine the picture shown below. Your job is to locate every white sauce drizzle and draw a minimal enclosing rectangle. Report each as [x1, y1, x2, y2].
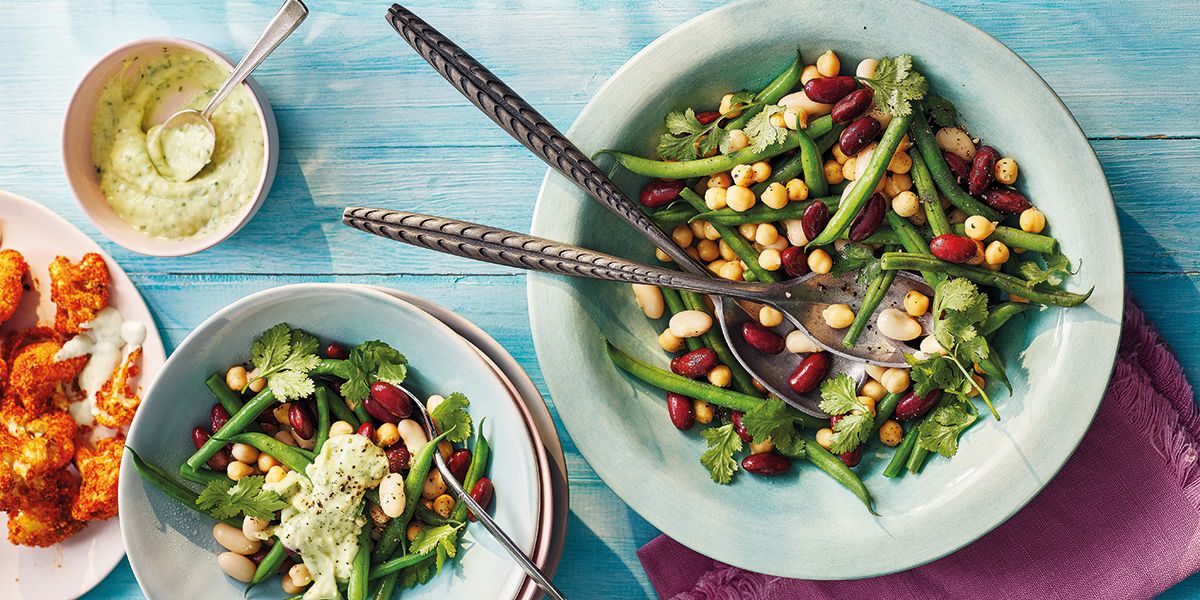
[55, 306, 146, 426]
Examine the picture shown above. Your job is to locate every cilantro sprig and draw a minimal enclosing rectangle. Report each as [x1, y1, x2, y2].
[429, 392, 472, 443]
[857, 55, 927, 117]
[656, 90, 761, 161]
[248, 323, 321, 401]
[818, 373, 875, 454]
[830, 243, 881, 286]
[917, 402, 978, 457]
[700, 423, 743, 484]
[741, 104, 789, 153]
[742, 398, 808, 458]
[410, 522, 466, 575]
[339, 340, 409, 405]
[925, 94, 958, 128]
[196, 476, 288, 520]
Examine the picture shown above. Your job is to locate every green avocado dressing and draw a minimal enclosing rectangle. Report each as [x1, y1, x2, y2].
[265, 434, 388, 600]
[90, 48, 264, 240]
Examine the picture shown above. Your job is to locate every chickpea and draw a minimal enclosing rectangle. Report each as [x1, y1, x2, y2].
[231, 443, 259, 464]
[1020, 208, 1046, 233]
[707, 260, 726, 274]
[770, 111, 787, 129]
[329, 420, 355, 437]
[856, 58, 879, 78]
[994, 157, 1019, 185]
[760, 182, 788, 209]
[719, 93, 743, 118]
[860, 380, 886, 402]
[738, 223, 758, 240]
[265, 465, 288, 484]
[422, 469, 447, 500]
[377, 422, 401, 447]
[227, 461, 253, 482]
[758, 248, 782, 272]
[865, 364, 888, 382]
[963, 215, 996, 241]
[800, 64, 821, 84]
[257, 453, 280, 473]
[718, 261, 744, 281]
[725, 129, 749, 152]
[749, 439, 775, 454]
[807, 248, 832, 274]
[759, 305, 784, 328]
[708, 172, 732, 189]
[672, 224, 694, 248]
[831, 144, 851, 165]
[246, 369, 266, 393]
[841, 157, 858, 182]
[985, 241, 1011, 265]
[754, 224, 780, 246]
[707, 365, 733, 388]
[904, 290, 930, 317]
[785, 330, 820, 354]
[225, 365, 248, 392]
[751, 161, 772, 183]
[658, 329, 684, 352]
[433, 494, 456, 518]
[273, 430, 297, 447]
[731, 164, 755, 187]
[822, 304, 855, 329]
[282, 575, 305, 595]
[823, 159, 845, 185]
[888, 150, 913, 174]
[783, 108, 808, 130]
[884, 172, 913, 196]
[726, 185, 756, 212]
[693, 399, 715, 424]
[879, 420, 903, 447]
[948, 209, 969, 225]
[965, 374, 987, 398]
[858, 395, 877, 416]
[880, 368, 911, 394]
[785, 178, 809, 201]
[655, 247, 673, 263]
[816, 50, 840, 77]
[891, 191, 920, 218]
[815, 427, 834, 451]
[696, 239, 719, 262]
[406, 522, 425, 542]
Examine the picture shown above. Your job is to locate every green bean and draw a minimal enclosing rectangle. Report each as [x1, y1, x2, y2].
[451, 420, 491, 527]
[179, 464, 229, 487]
[679, 291, 759, 396]
[598, 116, 835, 180]
[250, 542, 287, 586]
[879, 253, 1091, 307]
[724, 50, 803, 131]
[309, 358, 350, 378]
[127, 448, 240, 526]
[883, 427, 918, 478]
[912, 153, 951, 237]
[689, 196, 839, 225]
[981, 302, 1029, 336]
[808, 114, 912, 247]
[795, 128, 828, 197]
[652, 203, 699, 229]
[187, 388, 276, 471]
[315, 387, 332, 453]
[415, 503, 457, 527]
[372, 575, 397, 600]
[606, 341, 763, 413]
[679, 188, 778, 283]
[950, 223, 1057, 254]
[750, 124, 845, 196]
[815, 124, 846, 154]
[909, 107, 1001, 220]
[907, 445, 931, 473]
[884, 212, 945, 288]
[369, 551, 432, 580]
[874, 392, 903, 426]
[803, 438, 876, 514]
[348, 525, 372, 600]
[206, 373, 246, 416]
[372, 430, 451, 564]
[843, 265, 897, 348]
[223, 432, 314, 473]
[326, 390, 361, 428]
[661, 288, 703, 352]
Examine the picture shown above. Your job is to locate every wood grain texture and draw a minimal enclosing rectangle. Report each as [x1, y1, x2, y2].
[0, 0, 1190, 598]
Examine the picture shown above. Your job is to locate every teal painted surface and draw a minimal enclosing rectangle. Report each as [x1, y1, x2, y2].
[0, 0, 1190, 597]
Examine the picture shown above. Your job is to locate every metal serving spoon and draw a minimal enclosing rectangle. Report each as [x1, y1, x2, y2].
[374, 4, 930, 415]
[405, 392, 568, 600]
[147, 0, 308, 182]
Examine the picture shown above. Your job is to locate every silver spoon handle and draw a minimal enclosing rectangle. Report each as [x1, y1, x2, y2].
[343, 207, 776, 303]
[203, 0, 308, 119]
[383, 4, 705, 274]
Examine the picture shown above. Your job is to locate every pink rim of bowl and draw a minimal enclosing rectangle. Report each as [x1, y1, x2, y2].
[62, 36, 279, 257]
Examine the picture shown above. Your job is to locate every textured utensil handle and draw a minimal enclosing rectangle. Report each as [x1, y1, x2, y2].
[384, 4, 702, 272]
[344, 207, 769, 300]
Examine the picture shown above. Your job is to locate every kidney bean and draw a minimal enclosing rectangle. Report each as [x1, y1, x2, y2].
[289, 403, 316, 440]
[803, 76, 857, 104]
[385, 446, 411, 473]
[192, 427, 232, 470]
[801, 200, 830, 242]
[943, 150, 969, 182]
[742, 453, 791, 475]
[639, 178, 686, 209]
[929, 234, 981, 263]
[695, 110, 721, 125]
[324, 343, 349, 360]
[447, 449, 473, 482]
[670, 348, 718, 378]
[968, 145, 999, 196]
[248, 547, 268, 564]
[468, 477, 494, 522]
[781, 246, 809, 278]
[211, 404, 231, 433]
[731, 411, 752, 442]
[831, 88, 875, 124]
[357, 421, 376, 440]
[258, 422, 279, 436]
[839, 116, 881, 156]
[666, 393, 695, 431]
[368, 381, 414, 421]
[840, 445, 865, 467]
[741, 321, 785, 354]
[981, 188, 1032, 214]
[848, 193, 887, 241]
[894, 389, 942, 421]
[788, 352, 831, 394]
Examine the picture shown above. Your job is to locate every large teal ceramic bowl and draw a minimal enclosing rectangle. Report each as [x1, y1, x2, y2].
[529, 0, 1121, 579]
[119, 284, 541, 598]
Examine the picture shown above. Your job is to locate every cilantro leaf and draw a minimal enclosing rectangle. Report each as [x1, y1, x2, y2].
[858, 54, 928, 117]
[905, 353, 963, 397]
[819, 373, 875, 453]
[925, 94, 958, 128]
[196, 476, 288, 520]
[657, 108, 726, 161]
[917, 402, 977, 457]
[410, 522, 465, 575]
[830, 243, 881, 285]
[340, 340, 409, 404]
[743, 105, 789, 153]
[742, 398, 808, 458]
[1016, 252, 1075, 288]
[830, 411, 873, 454]
[931, 278, 989, 354]
[248, 323, 321, 401]
[700, 423, 743, 484]
[399, 555, 437, 589]
[429, 392, 472, 443]
[817, 373, 863, 416]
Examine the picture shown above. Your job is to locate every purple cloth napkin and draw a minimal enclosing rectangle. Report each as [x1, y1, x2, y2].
[639, 297, 1200, 600]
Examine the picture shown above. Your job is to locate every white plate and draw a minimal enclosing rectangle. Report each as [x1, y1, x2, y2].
[0, 190, 166, 599]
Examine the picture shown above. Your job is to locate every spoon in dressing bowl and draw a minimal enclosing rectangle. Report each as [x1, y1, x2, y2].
[147, 0, 308, 182]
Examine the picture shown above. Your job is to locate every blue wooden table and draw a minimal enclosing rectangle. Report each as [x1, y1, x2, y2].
[1, 1, 1196, 597]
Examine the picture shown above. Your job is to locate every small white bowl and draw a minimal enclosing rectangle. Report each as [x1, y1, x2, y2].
[62, 37, 279, 256]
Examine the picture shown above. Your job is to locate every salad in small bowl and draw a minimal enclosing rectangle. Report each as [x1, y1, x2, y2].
[120, 285, 542, 599]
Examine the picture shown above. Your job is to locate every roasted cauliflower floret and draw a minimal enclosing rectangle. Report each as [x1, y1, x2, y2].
[6, 469, 85, 547]
[0, 249, 29, 327]
[0, 404, 76, 479]
[6, 340, 87, 415]
[49, 253, 110, 335]
[71, 435, 123, 522]
[94, 347, 142, 429]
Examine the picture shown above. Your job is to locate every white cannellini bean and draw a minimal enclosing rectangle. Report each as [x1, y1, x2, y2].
[856, 58, 879, 78]
[920, 335, 947, 355]
[781, 219, 808, 246]
[876, 308, 923, 341]
[865, 104, 893, 128]
[854, 143, 877, 181]
[785, 330, 821, 354]
[935, 126, 976, 161]
[213, 522, 261, 555]
[669, 310, 713, 338]
[289, 564, 313, 587]
[778, 90, 833, 118]
[865, 364, 888, 382]
[632, 284, 665, 319]
[425, 394, 446, 415]
[242, 515, 270, 540]
[217, 552, 257, 583]
[379, 472, 407, 518]
[396, 419, 429, 457]
[422, 469, 448, 500]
